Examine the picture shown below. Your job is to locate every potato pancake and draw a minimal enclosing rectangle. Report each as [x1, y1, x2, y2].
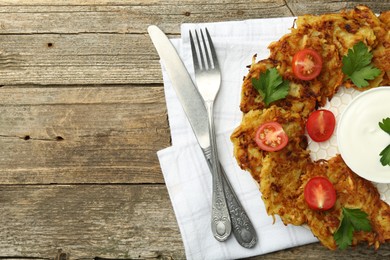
[231, 5, 390, 250]
[260, 148, 310, 226]
[231, 105, 307, 182]
[298, 155, 390, 250]
[239, 57, 317, 116]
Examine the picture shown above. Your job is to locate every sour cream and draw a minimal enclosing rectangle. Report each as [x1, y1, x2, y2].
[337, 86, 390, 183]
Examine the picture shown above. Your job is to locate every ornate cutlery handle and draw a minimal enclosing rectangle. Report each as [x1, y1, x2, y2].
[221, 166, 257, 248]
[203, 149, 257, 248]
[205, 101, 231, 242]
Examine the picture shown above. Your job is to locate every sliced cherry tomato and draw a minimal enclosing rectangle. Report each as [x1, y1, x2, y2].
[304, 176, 336, 211]
[306, 109, 336, 142]
[255, 122, 288, 152]
[292, 49, 323, 80]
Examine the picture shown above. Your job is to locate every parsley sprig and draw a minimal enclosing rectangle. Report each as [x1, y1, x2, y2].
[334, 207, 372, 250]
[252, 68, 289, 106]
[379, 117, 390, 166]
[342, 42, 381, 88]
[379, 117, 390, 134]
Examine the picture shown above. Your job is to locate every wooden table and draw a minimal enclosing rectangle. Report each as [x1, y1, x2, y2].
[0, 1, 389, 259]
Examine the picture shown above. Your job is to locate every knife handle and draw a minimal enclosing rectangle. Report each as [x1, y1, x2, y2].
[204, 153, 257, 248]
[221, 165, 257, 248]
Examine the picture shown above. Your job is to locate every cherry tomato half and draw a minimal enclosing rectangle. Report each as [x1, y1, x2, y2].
[255, 122, 288, 152]
[306, 109, 336, 142]
[304, 176, 336, 211]
[292, 49, 323, 80]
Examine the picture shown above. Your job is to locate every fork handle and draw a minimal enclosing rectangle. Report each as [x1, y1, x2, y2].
[205, 101, 232, 242]
[203, 153, 257, 248]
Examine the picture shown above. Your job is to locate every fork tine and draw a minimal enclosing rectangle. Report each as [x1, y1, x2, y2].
[195, 30, 207, 70]
[199, 29, 212, 70]
[205, 28, 219, 69]
[189, 30, 201, 72]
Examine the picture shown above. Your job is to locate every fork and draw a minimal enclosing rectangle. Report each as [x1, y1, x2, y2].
[189, 28, 232, 242]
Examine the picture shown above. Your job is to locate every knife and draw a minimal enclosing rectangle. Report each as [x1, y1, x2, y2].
[148, 25, 257, 248]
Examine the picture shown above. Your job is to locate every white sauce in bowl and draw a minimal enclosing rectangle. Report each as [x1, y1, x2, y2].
[337, 86, 390, 183]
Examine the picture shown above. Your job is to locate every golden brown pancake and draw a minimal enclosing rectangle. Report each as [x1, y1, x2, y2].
[231, 105, 307, 182]
[260, 148, 310, 226]
[297, 155, 390, 250]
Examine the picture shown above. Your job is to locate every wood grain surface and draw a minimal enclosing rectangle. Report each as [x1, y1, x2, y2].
[0, 1, 389, 259]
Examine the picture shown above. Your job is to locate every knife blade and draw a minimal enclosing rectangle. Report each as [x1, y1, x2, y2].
[148, 25, 257, 248]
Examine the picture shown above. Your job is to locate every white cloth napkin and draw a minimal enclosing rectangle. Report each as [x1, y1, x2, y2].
[156, 18, 319, 259]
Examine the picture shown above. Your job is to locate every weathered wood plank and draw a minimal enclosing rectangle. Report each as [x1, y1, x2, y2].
[1, 185, 389, 260]
[0, 85, 165, 105]
[0, 34, 163, 85]
[0, 185, 184, 259]
[0, 0, 292, 34]
[0, 86, 170, 184]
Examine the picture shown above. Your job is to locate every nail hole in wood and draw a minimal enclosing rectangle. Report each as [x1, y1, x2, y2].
[23, 135, 31, 140]
[56, 136, 64, 141]
[184, 11, 191, 16]
[58, 252, 68, 260]
[48, 42, 53, 47]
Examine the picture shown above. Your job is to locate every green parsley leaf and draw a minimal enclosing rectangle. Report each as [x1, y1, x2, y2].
[252, 68, 289, 106]
[342, 42, 381, 88]
[349, 65, 381, 88]
[379, 117, 390, 135]
[334, 215, 354, 250]
[334, 208, 372, 250]
[380, 144, 390, 166]
[379, 117, 390, 166]
[344, 208, 372, 232]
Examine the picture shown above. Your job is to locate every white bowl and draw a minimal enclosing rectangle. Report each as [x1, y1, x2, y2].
[337, 86, 390, 183]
